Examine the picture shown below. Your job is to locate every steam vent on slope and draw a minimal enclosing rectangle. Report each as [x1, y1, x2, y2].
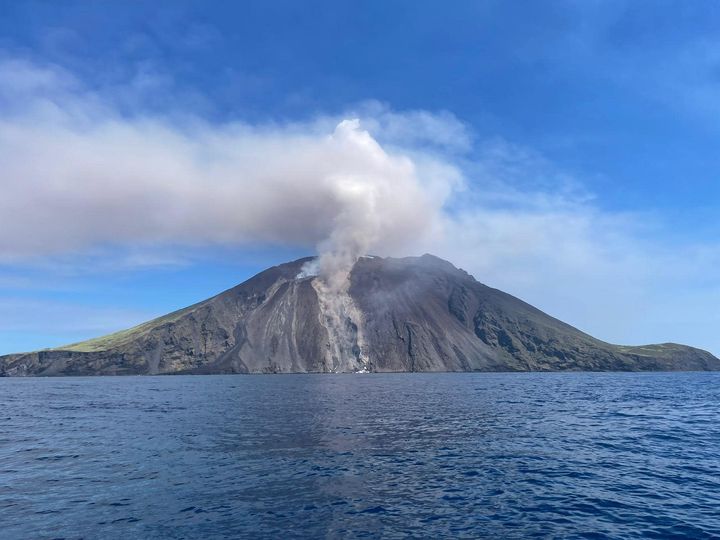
[1, 255, 718, 376]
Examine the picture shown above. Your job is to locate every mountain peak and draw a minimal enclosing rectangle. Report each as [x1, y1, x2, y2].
[1, 255, 718, 375]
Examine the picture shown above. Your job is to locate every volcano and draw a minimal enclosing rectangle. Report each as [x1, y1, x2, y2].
[1, 254, 718, 375]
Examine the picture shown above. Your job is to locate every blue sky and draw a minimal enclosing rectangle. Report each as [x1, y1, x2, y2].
[1, 0, 720, 355]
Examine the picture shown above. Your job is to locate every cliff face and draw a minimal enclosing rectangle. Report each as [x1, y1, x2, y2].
[1, 255, 718, 375]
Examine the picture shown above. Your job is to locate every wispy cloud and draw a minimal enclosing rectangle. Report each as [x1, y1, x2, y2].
[424, 142, 720, 353]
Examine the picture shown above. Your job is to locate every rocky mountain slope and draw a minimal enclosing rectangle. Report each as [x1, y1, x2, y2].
[1, 255, 718, 375]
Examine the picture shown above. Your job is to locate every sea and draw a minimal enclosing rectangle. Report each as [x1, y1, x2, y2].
[1, 372, 719, 539]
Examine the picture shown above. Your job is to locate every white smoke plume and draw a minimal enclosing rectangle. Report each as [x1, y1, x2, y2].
[292, 118, 450, 369]
[0, 60, 461, 264]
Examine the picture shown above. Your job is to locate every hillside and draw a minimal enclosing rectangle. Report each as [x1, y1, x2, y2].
[1, 255, 717, 375]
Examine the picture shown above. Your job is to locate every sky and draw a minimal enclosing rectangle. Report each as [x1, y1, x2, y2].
[1, 0, 720, 355]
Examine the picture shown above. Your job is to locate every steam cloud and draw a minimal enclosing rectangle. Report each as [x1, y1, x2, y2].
[0, 60, 461, 267]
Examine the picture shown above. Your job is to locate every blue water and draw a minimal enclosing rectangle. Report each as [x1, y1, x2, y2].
[1, 373, 719, 539]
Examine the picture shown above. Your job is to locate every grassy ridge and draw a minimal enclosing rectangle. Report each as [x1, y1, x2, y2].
[56, 303, 201, 352]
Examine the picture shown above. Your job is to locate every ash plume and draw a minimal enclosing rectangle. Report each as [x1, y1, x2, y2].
[298, 120, 423, 370]
[0, 60, 461, 261]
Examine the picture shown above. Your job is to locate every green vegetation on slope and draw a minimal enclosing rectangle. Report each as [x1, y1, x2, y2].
[56, 303, 202, 352]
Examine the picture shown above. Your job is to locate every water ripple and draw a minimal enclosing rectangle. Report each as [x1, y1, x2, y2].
[1, 372, 719, 538]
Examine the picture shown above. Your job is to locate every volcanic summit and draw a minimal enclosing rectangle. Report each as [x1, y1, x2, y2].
[1, 254, 718, 376]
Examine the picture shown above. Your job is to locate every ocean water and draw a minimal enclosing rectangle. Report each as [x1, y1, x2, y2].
[1, 373, 719, 539]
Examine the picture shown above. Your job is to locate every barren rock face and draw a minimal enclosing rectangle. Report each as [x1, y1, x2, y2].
[2, 254, 718, 376]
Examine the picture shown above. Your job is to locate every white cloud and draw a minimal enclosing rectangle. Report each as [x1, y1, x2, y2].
[425, 183, 720, 355]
